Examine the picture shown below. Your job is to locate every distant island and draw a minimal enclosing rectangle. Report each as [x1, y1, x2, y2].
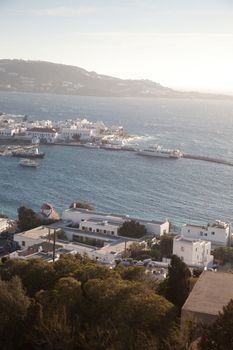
[0, 59, 231, 100]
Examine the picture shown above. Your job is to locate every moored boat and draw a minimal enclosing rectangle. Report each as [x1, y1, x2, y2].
[12, 147, 45, 158]
[137, 145, 183, 159]
[19, 159, 38, 167]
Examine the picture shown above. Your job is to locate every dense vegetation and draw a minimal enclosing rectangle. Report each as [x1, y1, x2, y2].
[69, 202, 94, 210]
[213, 247, 233, 265]
[118, 220, 147, 238]
[17, 206, 56, 232]
[199, 300, 233, 350]
[0, 254, 195, 350]
[125, 236, 174, 261]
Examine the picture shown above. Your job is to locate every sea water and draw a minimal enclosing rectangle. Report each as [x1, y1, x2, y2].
[0, 91, 233, 226]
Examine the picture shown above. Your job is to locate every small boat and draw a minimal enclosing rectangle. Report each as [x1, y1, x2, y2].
[12, 148, 45, 158]
[19, 159, 38, 168]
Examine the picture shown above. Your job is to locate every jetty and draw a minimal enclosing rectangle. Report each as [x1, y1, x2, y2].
[183, 153, 233, 167]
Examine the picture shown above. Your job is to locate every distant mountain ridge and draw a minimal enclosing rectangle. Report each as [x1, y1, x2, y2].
[0, 59, 230, 99]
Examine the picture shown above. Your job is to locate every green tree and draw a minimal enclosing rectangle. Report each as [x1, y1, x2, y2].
[118, 220, 147, 238]
[0, 276, 31, 350]
[159, 235, 174, 258]
[17, 206, 41, 232]
[199, 299, 233, 350]
[0, 259, 56, 297]
[69, 201, 94, 210]
[160, 255, 191, 312]
[213, 247, 233, 265]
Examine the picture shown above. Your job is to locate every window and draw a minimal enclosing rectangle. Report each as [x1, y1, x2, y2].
[204, 233, 208, 236]
[82, 226, 85, 231]
[22, 241, 25, 247]
[111, 231, 114, 235]
[96, 229, 99, 233]
[195, 248, 197, 252]
[211, 232, 215, 235]
[181, 246, 184, 252]
[104, 230, 106, 234]
[188, 229, 190, 233]
[89, 227, 92, 232]
[200, 231, 203, 236]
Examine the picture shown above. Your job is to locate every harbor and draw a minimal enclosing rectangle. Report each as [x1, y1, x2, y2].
[1, 138, 233, 169]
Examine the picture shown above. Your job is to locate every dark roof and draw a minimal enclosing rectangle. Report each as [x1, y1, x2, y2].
[182, 271, 233, 316]
[27, 128, 57, 133]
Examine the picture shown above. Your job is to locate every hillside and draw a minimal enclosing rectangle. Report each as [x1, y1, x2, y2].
[0, 59, 230, 99]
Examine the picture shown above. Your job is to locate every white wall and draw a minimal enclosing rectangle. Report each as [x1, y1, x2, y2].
[62, 208, 168, 236]
[173, 237, 213, 267]
[80, 220, 119, 236]
[14, 235, 45, 250]
[181, 222, 229, 246]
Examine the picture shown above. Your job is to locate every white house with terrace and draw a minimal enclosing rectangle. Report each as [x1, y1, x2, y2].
[181, 220, 230, 247]
[173, 236, 213, 268]
[62, 207, 170, 236]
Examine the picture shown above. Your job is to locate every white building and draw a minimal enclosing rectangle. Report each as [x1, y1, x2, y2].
[26, 127, 58, 143]
[60, 127, 92, 141]
[173, 236, 213, 267]
[13, 225, 134, 264]
[181, 220, 230, 247]
[62, 207, 170, 236]
[14, 226, 50, 249]
[0, 218, 10, 233]
[0, 128, 18, 138]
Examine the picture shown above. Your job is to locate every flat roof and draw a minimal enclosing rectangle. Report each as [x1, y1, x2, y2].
[182, 271, 233, 316]
[84, 218, 121, 226]
[65, 228, 119, 242]
[183, 221, 229, 230]
[97, 240, 135, 255]
[15, 226, 49, 240]
[65, 208, 165, 225]
[175, 236, 210, 244]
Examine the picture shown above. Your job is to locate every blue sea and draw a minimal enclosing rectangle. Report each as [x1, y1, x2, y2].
[1, 91, 233, 227]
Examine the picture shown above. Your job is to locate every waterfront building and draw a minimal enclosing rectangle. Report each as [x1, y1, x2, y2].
[62, 207, 170, 236]
[60, 127, 92, 141]
[26, 127, 58, 143]
[181, 220, 230, 246]
[0, 127, 18, 138]
[173, 236, 213, 267]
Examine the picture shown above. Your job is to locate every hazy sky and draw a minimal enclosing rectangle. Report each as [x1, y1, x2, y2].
[1, 0, 233, 93]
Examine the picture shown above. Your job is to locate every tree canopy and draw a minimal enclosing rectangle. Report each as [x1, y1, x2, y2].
[17, 206, 41, 232]
[69, 201, 94, 210]
[199, 299, 233, 350]
[0, 254, 184, 350]
[158, 255, 191, 313]
[118, 220, 147, 238]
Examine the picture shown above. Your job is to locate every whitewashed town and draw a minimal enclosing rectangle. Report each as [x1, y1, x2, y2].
[0, 200, 230, 276]
[0, 112, 132, 151]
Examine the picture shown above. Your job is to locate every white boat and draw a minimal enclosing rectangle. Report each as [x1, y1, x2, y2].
[137, 145, 183, 159]
[19, 159, 38, 167]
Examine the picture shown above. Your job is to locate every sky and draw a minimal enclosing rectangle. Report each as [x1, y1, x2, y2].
[1, 0, 233, 93]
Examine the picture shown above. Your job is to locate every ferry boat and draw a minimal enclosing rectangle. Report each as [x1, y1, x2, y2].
[12, 147, 45, 159]
[19, 159, 38, 168]
[137, 145, 183, 159]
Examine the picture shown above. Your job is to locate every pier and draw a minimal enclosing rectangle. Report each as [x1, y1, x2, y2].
[183, 153, 233, 167]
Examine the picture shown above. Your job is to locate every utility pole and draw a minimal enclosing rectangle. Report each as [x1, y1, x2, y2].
[52, 229, 56, 262]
